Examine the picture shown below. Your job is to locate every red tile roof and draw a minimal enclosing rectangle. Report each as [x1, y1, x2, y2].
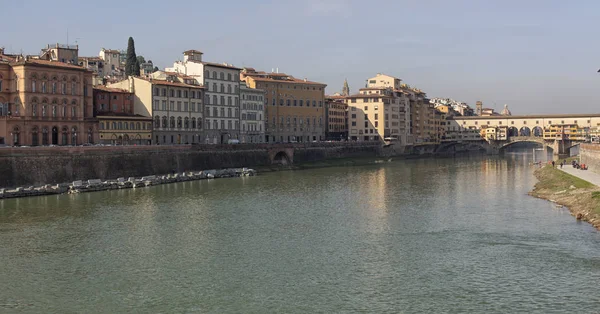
[202, 62, 242, 70]
[12, 58, 91, 71]
[138, 77, 205, 89]
[94, 86, 131, 93]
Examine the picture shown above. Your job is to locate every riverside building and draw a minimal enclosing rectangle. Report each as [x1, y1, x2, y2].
[240, 68, 326, 143]
[240, 82, 265, 143]
[0, 46, 96, 146]
[165, 50, 241, 144]
[108, 72, 205, 145]
[93, 86, 152, 145]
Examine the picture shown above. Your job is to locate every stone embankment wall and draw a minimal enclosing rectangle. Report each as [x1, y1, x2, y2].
[581, 144, 600, 175]
[0, 143, 380, 188]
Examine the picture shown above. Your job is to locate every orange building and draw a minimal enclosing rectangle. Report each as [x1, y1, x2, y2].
[0, 48, 96, 146]
[241, 68, 326, 143]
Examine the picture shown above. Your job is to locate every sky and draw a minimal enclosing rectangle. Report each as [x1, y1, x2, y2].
[2, 0, 600, 114]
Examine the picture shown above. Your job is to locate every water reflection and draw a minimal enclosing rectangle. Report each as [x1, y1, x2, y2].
[0, 155, 600, 312]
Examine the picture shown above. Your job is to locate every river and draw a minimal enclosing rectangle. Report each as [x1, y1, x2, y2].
[0, 154, 599, 313]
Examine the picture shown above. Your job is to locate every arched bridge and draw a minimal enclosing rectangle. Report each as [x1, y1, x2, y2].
[437, 136, 580, 155]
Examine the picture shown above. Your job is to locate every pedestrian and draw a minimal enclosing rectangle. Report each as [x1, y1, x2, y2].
[560, 162, 563, 169]
[552, 161, 555, 168]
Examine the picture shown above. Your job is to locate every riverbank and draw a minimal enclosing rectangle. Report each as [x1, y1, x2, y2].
[530, 165, 600, 230]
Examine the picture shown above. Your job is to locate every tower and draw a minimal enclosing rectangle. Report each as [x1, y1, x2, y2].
[476, 101, 483, 116]
[342, 79, 350, 96]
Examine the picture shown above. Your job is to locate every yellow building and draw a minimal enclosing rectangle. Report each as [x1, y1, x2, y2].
[345, 87, 408, 143]
[98, 114, 153, 145]
[544, 124, 586, 141]
[241, 68, 326, 143]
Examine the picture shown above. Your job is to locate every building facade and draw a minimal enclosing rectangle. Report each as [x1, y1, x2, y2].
[345, 87, 408, 143]
[93, 86, 152, 145]
[241, 68, 326, 143]
[325, 97, 348, 140]
[0, 48, 96, 146]
[40, 43, 79, 64]
[240, 82, 265, 143]
[99, 48, 122, 78]
[108, 74, 205, 144]
[166, 50, 241, 144]
[364, 74, 412, 144]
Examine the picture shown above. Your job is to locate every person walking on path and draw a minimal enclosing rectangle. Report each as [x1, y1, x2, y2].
[560, 162, 563, 169]
[552, 161, 555, 168]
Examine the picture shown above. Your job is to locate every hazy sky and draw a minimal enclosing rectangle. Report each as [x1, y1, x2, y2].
[2, 0, 600, 114]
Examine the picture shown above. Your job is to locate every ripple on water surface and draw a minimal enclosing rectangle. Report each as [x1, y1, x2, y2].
[0, 155, 599, 313]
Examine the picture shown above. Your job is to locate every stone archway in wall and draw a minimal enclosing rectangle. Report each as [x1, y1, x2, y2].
[273, 151, 290, 165]
[533, 126, 543, 137]
[508, 127, 519, 137]
[269, 148, 295, 165]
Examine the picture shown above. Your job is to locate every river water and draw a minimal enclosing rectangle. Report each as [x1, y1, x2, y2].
[0, 154, 599, 313]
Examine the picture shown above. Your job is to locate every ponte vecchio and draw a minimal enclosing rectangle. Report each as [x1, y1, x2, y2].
[442, 113, 600, 155]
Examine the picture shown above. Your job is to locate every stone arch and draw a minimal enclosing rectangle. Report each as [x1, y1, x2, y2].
[272, 151, 291, 165]
[508, 126, 519, 137]
[499, 138, 552, 154]
[533, 126, 543, 137]
[519, 126, 531, 136]
[435, 141, 490, 154]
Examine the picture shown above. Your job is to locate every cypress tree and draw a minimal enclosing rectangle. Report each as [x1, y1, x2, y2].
[125, 37, 140, 76]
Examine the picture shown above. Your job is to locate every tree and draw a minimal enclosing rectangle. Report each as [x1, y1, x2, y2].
[137, 55, 146, 65]
[153, 66, 159, 73]
[125, 37, 141, 76]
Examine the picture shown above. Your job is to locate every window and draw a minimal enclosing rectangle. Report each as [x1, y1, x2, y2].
[227, 85, 231, 93]
[227, 73, 232, 81]
[220, 84, 225, 93]
[220, 72, 224, 80]
[154, 87, 159, 96]
[170, 101, 174, 111]
[177, 90, 182, 98]
[170, 89, 175, 97]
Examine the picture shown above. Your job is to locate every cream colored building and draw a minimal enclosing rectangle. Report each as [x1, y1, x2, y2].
[108, 74, 205, 144]
[363, 74, 412, 144]
[166, 50, 241, 144]
[99, 48, 122, 77]
[240, 82, 265, 143]
[346, 87, 408, 143]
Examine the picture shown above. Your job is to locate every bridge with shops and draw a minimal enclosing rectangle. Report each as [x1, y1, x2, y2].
[440, 113, 600, 155]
